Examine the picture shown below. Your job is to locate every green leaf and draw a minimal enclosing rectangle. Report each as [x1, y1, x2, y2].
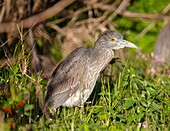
[37, 38, 43, 47]
[123, 98, 136, 109]
[146, 87, 157, 95]
[13, 66, 19, 74]
[24, 104, 34, 112]
[164, 98, 170, 106]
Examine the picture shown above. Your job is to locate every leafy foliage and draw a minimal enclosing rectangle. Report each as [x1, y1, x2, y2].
[0, 48, 170, 130]
[0, 0, 170, 130]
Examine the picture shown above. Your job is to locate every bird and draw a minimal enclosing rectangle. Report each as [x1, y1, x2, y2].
[44, 30, 137, 112]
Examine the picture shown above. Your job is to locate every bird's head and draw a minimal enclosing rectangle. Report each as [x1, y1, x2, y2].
[95, 30, 137, 50]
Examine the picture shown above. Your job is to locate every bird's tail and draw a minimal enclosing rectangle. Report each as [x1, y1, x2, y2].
[42, 99, 50, 118]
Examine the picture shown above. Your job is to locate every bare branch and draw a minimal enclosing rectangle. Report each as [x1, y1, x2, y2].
[0, 0, 75, 33]
[102, 0, 131, 26]
[120, 11, 170, 20]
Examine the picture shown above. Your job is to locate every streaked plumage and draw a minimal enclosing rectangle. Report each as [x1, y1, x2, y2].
[44, 30, 137, 111]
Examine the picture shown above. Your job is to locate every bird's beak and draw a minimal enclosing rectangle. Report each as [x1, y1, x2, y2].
[121, 40, 138, 49]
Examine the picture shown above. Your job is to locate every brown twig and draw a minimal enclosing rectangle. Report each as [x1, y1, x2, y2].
[47, 23, 65, 36]
[0, 2, 5, 22]
[68, 7, 89, 26]
[120, 11, 170, 20]
[102, 0, 131, 26]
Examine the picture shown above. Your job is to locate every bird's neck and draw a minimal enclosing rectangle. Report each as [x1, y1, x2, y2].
[91, 46, 114, 69]
[93, 45, 114, 58]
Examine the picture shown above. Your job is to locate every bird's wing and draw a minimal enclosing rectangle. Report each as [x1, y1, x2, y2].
[44, 47, 88, 109]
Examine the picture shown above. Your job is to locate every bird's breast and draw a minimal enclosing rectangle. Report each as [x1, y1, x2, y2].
[62, 49, 114, 107]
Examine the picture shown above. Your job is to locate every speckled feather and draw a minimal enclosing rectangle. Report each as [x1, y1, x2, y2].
[44, 47, 88, 109]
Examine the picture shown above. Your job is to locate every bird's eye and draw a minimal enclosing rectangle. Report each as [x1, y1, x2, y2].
[110, 38, 115, 42]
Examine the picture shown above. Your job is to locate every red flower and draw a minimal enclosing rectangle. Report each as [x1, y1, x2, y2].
[7, 122, 15, 129]
[4, 108, 11, 113]
[18, 102, 25, 108]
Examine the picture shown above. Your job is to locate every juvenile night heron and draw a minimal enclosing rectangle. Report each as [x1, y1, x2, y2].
[44, 30, 137, 111]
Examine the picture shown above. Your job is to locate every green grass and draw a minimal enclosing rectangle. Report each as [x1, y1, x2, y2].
[0, 45, 170, 131]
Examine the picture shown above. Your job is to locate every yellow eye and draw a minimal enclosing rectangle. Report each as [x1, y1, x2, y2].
[110, 38, 115, 42]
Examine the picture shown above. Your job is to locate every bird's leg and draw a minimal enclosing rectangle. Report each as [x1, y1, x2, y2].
[74, 106, 77, 115]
